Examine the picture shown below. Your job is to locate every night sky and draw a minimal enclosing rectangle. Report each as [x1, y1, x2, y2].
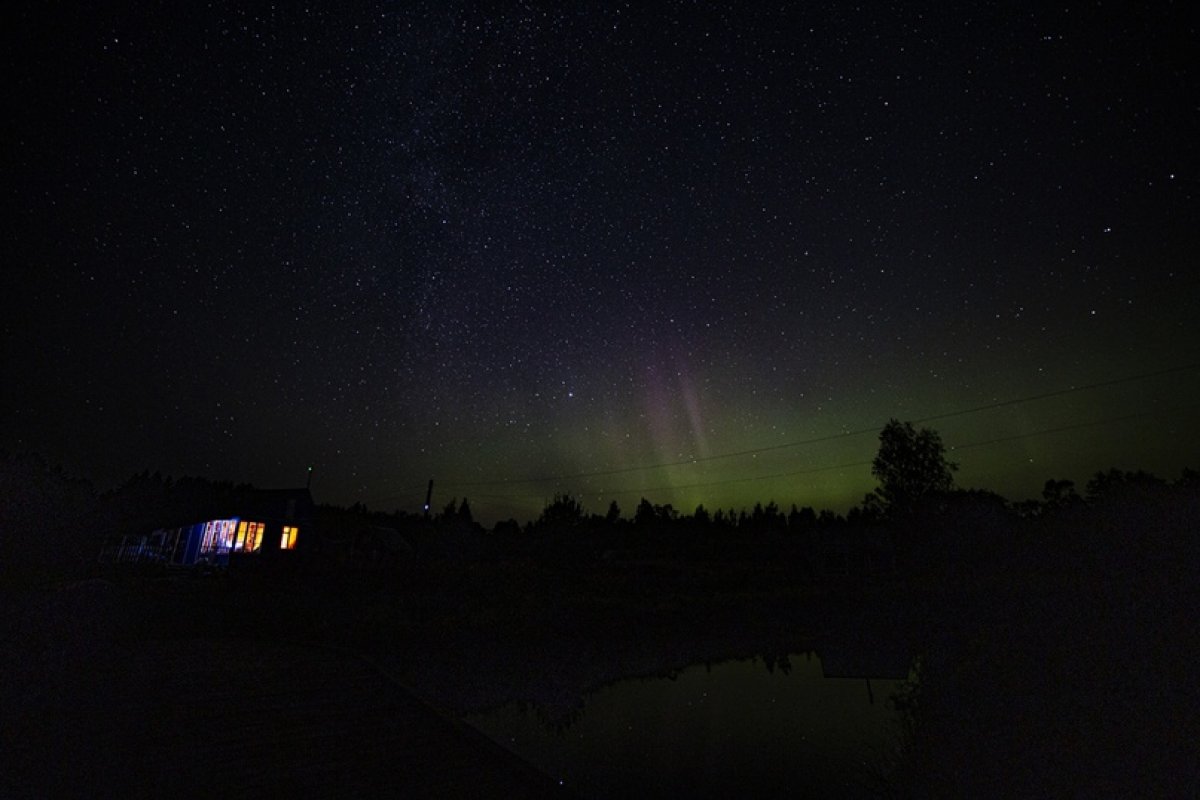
[5, 3, 1198, 524]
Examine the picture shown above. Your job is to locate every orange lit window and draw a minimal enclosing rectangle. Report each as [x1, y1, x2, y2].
[244, 521, 263, 552]
[234, 521, 247, 551]
[281, 526, 298, 550]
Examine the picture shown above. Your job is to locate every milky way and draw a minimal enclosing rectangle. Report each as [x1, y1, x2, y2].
[5, 3, 1198, 523]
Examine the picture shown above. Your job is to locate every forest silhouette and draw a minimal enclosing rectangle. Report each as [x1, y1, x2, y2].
[3, 421, 1198, 795]
[2, 418, 1198, 583]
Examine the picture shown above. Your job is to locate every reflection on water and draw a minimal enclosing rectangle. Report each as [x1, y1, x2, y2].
[464, 652, 912, 799]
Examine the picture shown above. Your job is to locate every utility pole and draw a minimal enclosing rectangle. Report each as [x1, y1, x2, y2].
[305, 465, 314, 490]
[423, 479, 434, 518]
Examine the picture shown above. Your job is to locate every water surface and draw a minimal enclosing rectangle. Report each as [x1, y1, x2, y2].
[464, 652, 910, 799]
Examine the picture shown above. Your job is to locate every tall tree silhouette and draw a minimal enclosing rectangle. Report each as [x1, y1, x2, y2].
[536, 493, 585, 532]
[871, 419, 957, 517]
[457, 497, 475, 526]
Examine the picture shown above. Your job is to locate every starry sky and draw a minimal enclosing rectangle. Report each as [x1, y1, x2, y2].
[5, 2, 1198, 524]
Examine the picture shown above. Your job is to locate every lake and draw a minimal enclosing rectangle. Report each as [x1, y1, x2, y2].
[464, 651, 913, 799]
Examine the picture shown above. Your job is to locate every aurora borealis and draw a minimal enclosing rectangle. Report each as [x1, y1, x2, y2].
[5, 3, 1198, 524]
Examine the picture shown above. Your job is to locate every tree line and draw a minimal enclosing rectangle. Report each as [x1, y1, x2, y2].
[3, 418, 1196, 581]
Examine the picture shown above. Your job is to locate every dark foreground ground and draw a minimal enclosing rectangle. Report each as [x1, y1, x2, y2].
[3, 523, 1198, 798]
[0, 582, 570, 799]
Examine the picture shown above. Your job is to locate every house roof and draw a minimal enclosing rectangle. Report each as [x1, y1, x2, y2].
[238, 488, 314, 521]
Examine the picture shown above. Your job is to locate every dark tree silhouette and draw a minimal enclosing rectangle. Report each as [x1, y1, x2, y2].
[457, 497, 475, 526]
[1085, 468, 1167, 502]
[1041, 478, 1081, 512]
[634, 497, 656, 527]
[536, 493, 585, 532]
[1, 453, 98, 582]
[870, 419, 957, 517]
[788, 505, 817, 532]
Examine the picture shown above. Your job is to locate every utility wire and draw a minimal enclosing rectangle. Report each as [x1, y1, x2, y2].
[943, 409, 1186, 453]
[911, 363, 1200, 425]
[448, 403, 1196, 503]
[441, 361, 1200, 489]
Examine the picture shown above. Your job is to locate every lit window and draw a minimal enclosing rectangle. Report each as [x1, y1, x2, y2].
[220, 519, 236, 550]
[245, 521, 263, 552]
[201, 521, 219, 553]
[200, 519, 240, 554]
[196, 522, 234, 554]
[234, 521, 248, 551]
[281, 526, 298, 550]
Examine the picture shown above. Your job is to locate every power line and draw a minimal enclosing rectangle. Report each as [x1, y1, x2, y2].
[447, 427, 874, 487]
[449, 403, 1197, 504]
[441, 361, 1200, 489]
[943, 409, 1187, 454]
[911, 363, 1200, 425]
[597, 407, 1189, 498]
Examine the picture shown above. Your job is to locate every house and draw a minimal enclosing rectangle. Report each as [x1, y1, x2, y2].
[99, 488, 314, 568]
